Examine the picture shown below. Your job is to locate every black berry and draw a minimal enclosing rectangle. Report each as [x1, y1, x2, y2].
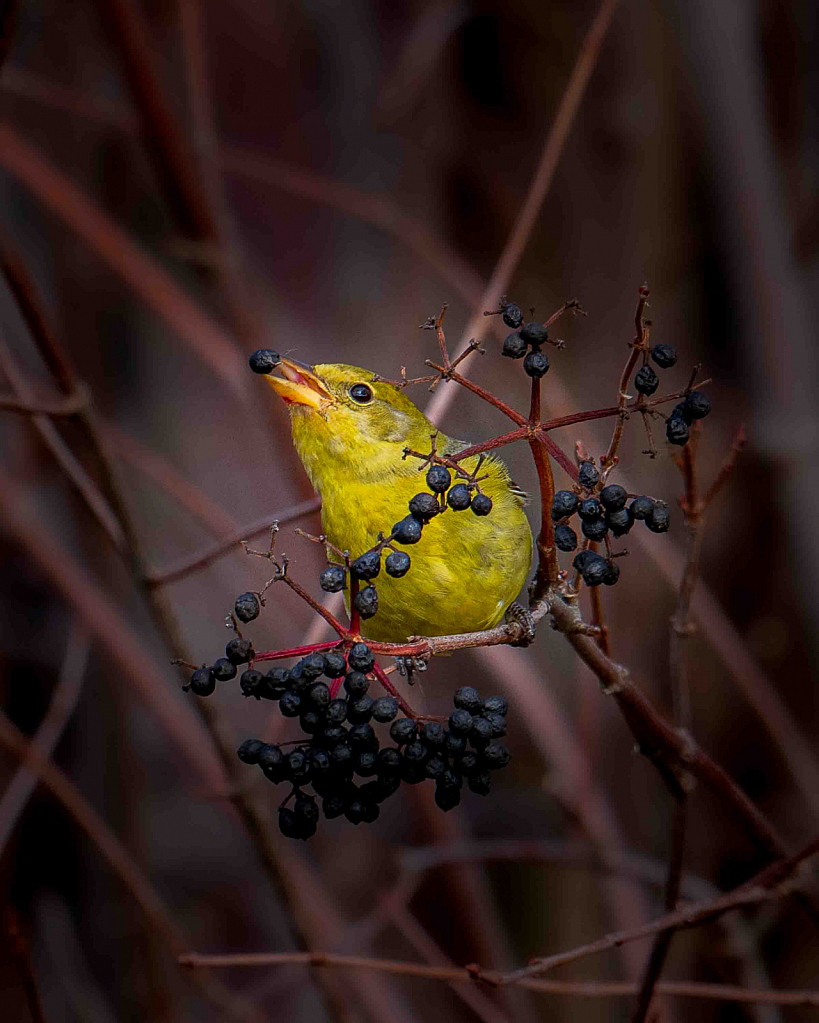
[554, 524, 578, 552]
[448, 708, 473, 735]
[551, 490, 578, 521]
[481, 741, 511, 770]
[354, 585, 379, 619]
[646, 504, 670, 534]
[434, 782, 461, 811]
[347, 695, 374, 724]
[348, 643, 375, 673]
[225, 638, 254, 665]
[603, 560, 621, 586]
[578, 461, 599, 489]
[234, 592, 260, 623]
[392, 515, 423, 544]
[470, 716, 494, 747]
[240, 669, 264, 699]
[666, 415, 689, 446]
[320, 564, 346, 593]
[421, 721, 446, 748]
[248, 349, 281, 374]
[325, 698, 348, 724]
[581, 555, 609, 587]
[385, 550, 411, 577]
[189, 667, 215, 697]
[323, 651, 347, 678]
[279, 690, 301, 717]
[426, 465, 451, 493]
[600, 484, 627, 511]
[651, 344, 677, 368]
[211, 657, 237, 682]
[389, 718, 417, 745]
[502, 332, 527, 359]
[523, 349, 549, 378]
[502, 303, 523, 328]
[581, 517, 608, 542]
[351, 551, 381, 581]
[409, 492, 439, 522]
[630, 496, 655, 520]
[578, 497, 603, 521]
[520, 322, 549, 346]
[237, 738, 265, 764]
[468, 771, 492, 796]
[483, 695, 508, 716]
[343, 671, 369, 698]
[471, 493, 493, 516]
[683, 390, 711, 420]
[454, 686, 482, 713]
[607, 506, 633, 537]
[258, 744, 285, 782]
[447, 484, 472, 511]
[634, 365, 659, 395]
[371, 697, 399, 722]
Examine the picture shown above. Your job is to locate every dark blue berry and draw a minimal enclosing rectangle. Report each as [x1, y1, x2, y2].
[578, 497, 603, 521]
[354, 585, 378, 619]
[630, 496, 655, 520]
[651, 344, 677, 368]
[666, 415, 689, 446]
[426, 465, 451, 493]
[409, 492, 439, 522]
[468, 771, 492, 796]
[325, 698, 348, 724]
[483, 695, 508, 717]
[483, 712, 507, 738]
[470, 717, 494, 747]
[234, 592, 260, 623]
[646, 504, 670, 533]
[471, 493, 493, 516]
[578, 461, 599, 489]
[377, 748, 402, 775]
[237, 739, 265, 764]
[481, 741, 511, 769]
[448, 709, 473, 735]
[603, 560, 621, 586]
[225, 638, 253, 665]
[257, 744, 285, 782]
[446, 484, 472, 511]
[607, 506, 633, 537]
[683, 390, 711, 420]
[371, 697, 399, 722]
[248, 349, 281, 374]
[348, 643, 374, 673]
[634, 365, 659, 395]
[424, 756, 446, 780]
[343, 671, 369, 697]
[355, 750, 378, 777]
[348, 696, 374, 724]
[502, 332, 527, 359]
[323, 651, 347, 678]
[279, 690, 301, 717]
[188, 667, 215, 696]
[421, 721, 446, 748]
[520, 322, 549, 346]
[551, 490, 579, 520]
[454, 686, 482, 714]
[320, 565, 346, 593]
[211, 657, 237, 682]
[581, 517, 608, 542]
[581, 555, 609, 587]
[502, 303, 523, 328]
[392, 516, 423, 544]
[240, 669, 264, 699]
[554, 524, 578, 552]
[390, 717, 417, 745]
[351, 551, 381, 581]
[385, 550, 411, 577]
[523, 349, 549, 378]
[600, 485, 627, 511]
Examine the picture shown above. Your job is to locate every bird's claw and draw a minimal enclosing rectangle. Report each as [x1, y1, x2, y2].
[394, 656, 428, 682]
[505, 603, 536, 646]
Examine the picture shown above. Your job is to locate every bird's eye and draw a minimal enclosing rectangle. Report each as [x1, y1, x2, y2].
[349, 383, 373, 404]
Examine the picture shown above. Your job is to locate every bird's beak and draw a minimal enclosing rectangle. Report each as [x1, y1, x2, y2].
[263, 358, 332, 410]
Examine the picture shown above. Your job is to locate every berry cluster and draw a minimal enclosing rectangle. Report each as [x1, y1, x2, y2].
[318, 462, 492, 620]
[501, 319, 551, 379]
[548, 459, 671, 587]
[214, 644, 511, 838]
[632, 343, 711, 446]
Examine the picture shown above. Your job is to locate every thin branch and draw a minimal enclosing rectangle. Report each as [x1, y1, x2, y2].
[501, 834, 819, 986]
[0, 708, 266, 1023]
[0, 121, 246, 393]
[601, 287, 649, 470]
[0, 389, 87, 415]
[0, 618, 90, 853]
[145, 500, 320, 587]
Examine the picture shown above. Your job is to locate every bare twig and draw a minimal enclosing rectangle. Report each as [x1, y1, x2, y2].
[0, 618, 90, 853]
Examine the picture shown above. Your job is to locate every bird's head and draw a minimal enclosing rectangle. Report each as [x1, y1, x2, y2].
[263, 358, 436, 488]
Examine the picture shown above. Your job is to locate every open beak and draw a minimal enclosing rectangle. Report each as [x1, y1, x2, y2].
[263, 358, 332, 410]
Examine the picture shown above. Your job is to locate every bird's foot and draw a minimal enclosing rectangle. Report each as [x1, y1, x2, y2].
[394, 656, 429, 683]
[504, 603, 536, 647]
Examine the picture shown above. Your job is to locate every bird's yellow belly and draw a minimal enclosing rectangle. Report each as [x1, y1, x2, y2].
[319, 472, 532, 643]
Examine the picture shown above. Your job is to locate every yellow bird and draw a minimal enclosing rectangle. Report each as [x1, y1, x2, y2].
[262, 358, 532, 643]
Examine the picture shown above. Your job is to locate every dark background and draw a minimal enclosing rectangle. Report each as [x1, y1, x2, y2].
[0, 1, 818, 1020]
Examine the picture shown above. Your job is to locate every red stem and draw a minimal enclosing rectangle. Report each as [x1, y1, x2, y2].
[253, 640, 341, 663]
